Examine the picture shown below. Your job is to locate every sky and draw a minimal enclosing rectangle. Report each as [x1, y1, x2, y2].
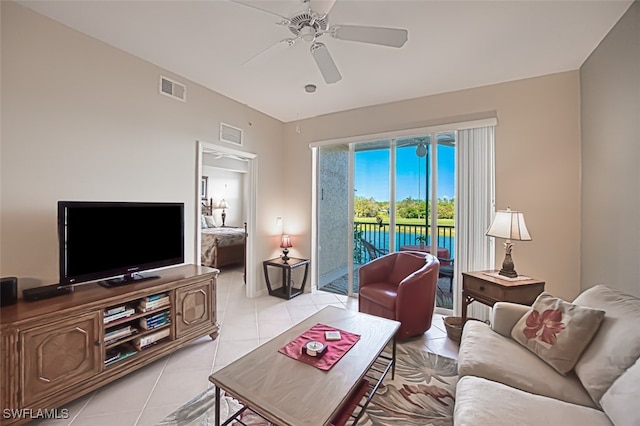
[354, 144, 455, 201]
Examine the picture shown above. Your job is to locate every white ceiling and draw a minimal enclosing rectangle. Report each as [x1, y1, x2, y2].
[18, 0, 633, 123]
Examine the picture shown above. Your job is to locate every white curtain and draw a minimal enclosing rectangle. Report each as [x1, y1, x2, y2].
[454, 126, 495, 319]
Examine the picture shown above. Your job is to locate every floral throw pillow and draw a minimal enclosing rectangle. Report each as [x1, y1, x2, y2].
[511, 292, 605, 375]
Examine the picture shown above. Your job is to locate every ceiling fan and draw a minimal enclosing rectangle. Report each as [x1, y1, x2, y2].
[232, 0, 409, 84]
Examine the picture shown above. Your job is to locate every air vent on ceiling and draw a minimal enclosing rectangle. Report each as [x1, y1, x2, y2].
[220, 123, 243, 146]
[159, 76, 186, 102]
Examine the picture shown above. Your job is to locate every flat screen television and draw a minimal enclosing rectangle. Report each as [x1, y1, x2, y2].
[58, 201, 184, 288]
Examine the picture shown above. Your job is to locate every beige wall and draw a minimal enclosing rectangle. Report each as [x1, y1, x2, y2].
[580, 1, 640, 297]
[284, 72, 582, 301]
[0, 2, 285, 291]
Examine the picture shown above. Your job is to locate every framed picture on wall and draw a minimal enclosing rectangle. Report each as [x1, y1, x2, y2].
[201, 176, 208, 200]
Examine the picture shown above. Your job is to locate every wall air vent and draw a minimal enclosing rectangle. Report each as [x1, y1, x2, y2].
[159, 76, 186, 102]
[220, 123, 243, 146]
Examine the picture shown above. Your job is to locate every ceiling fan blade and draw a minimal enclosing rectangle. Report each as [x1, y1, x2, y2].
[310, 42, 341, 84]
[311, 0, 337, 17]
[243, 38, 295, 66]
[331, 25, 408, 48]
[229, 0, 290, 22]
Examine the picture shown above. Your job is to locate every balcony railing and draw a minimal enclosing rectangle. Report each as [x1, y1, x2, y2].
[354, 221, 455, 264]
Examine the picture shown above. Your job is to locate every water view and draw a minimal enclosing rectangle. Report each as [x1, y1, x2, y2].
[355, 224, 455, 264]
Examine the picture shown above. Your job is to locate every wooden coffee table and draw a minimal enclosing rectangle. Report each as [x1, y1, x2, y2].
[208, 306, 400, 426]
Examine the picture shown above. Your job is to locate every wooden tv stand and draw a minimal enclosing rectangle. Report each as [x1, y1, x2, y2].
[0, 264, 218, 425]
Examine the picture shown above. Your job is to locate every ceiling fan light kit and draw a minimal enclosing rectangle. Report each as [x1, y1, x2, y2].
[234, 0, 408, 84]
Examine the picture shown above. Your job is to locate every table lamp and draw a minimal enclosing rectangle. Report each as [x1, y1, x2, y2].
[280, 234, 292, 262]
[217, 199, 229, 227]
[486, 207, 531, 278]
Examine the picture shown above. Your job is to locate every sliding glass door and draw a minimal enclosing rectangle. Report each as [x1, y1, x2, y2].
[316, 132, 457, 310]
[353, 140, 390, 293]
[394, 134, 456, 310]
[395, 136, 432, 252]
[317, 144, 351, 295]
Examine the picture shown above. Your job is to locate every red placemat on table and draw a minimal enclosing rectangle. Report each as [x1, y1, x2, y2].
[278, 323, 361, 371]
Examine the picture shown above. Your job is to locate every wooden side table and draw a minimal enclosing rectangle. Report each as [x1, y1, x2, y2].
[263, 257, 310, 300]
[461, 271, 545, 321]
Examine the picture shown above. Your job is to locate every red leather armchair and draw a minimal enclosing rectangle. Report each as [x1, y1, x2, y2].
[358, 251, 440, 340]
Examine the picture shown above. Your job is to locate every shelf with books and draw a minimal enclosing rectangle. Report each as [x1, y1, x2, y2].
[103, 305, 171, 329]
[139, 310, 170, 330]
[103, 294, 173, 358]
[138, 292, 170, 313]
[132, 327, 171, 351]
[103, 305, 136, 325]
[104, 325, 173, 360]
[100, 283, 216, 370]
[105, 322, 171, 349]
[103, 292, 170, 322]
[104, 343, 138, 367]
[104, 324, 139, 347]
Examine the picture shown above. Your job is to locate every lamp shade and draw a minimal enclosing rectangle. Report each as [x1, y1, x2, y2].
[217, 199, 229, 209]
[280, 234, 293, 249]
[486, 208, 531, 241]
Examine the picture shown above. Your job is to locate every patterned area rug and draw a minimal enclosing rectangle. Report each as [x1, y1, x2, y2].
[159, 339, 457, 426]
[359, 340, 457, 425]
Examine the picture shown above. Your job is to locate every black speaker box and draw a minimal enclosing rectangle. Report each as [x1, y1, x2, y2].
[23, 283, 73, 301]
[1, 276, 18, 306]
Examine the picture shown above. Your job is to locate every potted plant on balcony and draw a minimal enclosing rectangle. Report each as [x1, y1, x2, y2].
[416, 235, 427, 250]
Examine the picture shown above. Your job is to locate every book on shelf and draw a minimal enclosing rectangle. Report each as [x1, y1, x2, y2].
[139, 296, 170, 312]
[146, 311, 170, 321]
[103, 307, 136, 324]
[105, 325, 133, 340]
[104, 306, 126, 317]
[144, 317, 169, 326]
[133, 328, 170, 350]
[140, 295, 169, 305]
[104, 346, 137, 366]
[143, 292, 169, 302]
[148, 315, 168, 323]
[149, 314, 168, 323]
[104, 325, 137, 344]
[140, 312, 170, 330]
[104, 349, 120, 365]
[140, 319, 170, 331]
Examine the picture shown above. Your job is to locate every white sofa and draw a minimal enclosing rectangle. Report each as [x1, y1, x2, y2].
[454, 285, 640, 425]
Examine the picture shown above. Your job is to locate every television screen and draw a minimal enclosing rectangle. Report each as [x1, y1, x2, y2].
[58, 201, 184, 287]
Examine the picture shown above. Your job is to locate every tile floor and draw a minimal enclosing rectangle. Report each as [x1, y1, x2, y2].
[35, 266, 459, 426]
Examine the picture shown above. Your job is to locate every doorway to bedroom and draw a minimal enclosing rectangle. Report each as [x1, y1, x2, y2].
[197, 141, 257, 298]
